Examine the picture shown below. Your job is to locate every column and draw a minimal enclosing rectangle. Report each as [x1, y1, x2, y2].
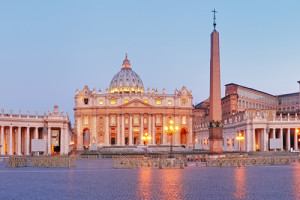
[188, 116, 193, 147]
[0, 126, 4, 155]
[174, 115, 179, 145]
[148, 114, 152, 144]
[129, 114, 133, 145]
[64, 126, 69, 154]
[263, 128, 267, 151]
[280, 128, 283, 150]
[121, 114, 125, 146]
[162, 114, 167, 145]
[105, 114, 109, 145]
[48, 127, 51, 155]
[17, 127, 21, 155]
[140, 114, 144, 145]
[287, 128, 291, 151]
[34, 127, 38, 139]
[117, 115, 120, 145]
[26, 127, 30, 155]
[9, 126, 12, 155]
[245, 128, 249, 152]
[237, 130, 240, 151]
[77, 116, 83, 150]
[60, 127, 64, 154]
[295, 128, 298, 150]
[93, 116, 97, 145]
[272, 128, 275, 139]
[152, 115, 155, 145]
[252, 128, 256, 151]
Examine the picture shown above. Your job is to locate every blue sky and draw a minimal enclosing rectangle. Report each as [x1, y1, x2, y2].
[0, 1, 299, 123]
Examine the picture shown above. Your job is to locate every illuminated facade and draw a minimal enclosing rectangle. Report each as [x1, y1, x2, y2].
[194, 82, 300, 152]
[74, 55, 193, 150]
[0, 105, 73, 156]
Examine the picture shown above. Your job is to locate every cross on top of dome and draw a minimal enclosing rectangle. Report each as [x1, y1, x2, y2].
[122, 53, 131, 68]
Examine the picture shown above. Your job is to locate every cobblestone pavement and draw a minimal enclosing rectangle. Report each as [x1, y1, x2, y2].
[0, 159, 300, 200]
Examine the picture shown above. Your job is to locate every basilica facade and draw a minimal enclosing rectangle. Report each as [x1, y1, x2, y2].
[74, 55, 193, 150]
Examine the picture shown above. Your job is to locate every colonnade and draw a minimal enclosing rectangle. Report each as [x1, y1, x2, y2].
[0, 125, 67, 156]
[107, 113, 192, 146]
[78, 113, 193, 149]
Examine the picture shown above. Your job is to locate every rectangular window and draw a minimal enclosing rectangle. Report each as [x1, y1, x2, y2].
[168, 100, 172, 105]
[125, 99, 129, 103]
[156, 99, 161, 105]
[182, 116, 187, 125]
[144, 100, 148, 103]
[111, 99, 116, 105]
[84, 117, 89, 125]
[99, 100, 103, 105]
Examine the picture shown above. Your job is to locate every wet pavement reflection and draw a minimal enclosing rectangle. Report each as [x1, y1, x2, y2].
[0, 159, 300, 200]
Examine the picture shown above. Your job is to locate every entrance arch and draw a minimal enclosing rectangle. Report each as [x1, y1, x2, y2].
[180, 128, 187, 145]
[83, 128, 90, 148]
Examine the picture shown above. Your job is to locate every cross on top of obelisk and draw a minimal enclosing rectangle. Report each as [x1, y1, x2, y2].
[212, 9, 217, 30]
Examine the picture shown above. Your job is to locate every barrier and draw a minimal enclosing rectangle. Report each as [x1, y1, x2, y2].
[206, 156, 299, 167]
[113, 156, 185, 169]
[8, 156, 76, 168]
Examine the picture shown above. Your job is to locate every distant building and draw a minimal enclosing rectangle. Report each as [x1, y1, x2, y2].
[74, 55, 193, 150]
[0, 105, 73, 156]
[194, 81, 300, 152]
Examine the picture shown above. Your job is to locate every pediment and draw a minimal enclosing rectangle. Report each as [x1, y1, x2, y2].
[121, 99, 152, 108]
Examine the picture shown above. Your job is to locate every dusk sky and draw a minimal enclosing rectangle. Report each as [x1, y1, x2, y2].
[0, 1, 299, 123]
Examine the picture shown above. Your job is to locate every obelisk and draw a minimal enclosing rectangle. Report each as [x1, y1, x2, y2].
[209, 9, 223, 153]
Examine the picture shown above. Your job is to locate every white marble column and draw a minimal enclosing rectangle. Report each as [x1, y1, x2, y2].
[47, 127, 51, 155]
[245, 128, 249, 152]
[152, 115, 155, 145]
[60, 127, 64, 154]
[26, 127, 30, 155]
[117, 115, 120, 145]
[121, 114, 125, 146]
[295, 128, 298, 150]
[34, 127, 38, 139]
[162, 114, 167, 145]
[140, 114, 144, 145]
[0, 126, 4, 155]
[287, 128, 291, 151]
[252, 128, 256, 151]
[9, 126, 12, 155]
[17, 127, 21, 155]
[64, 126, 69, 154]
[280, 128, 283, 150]
[174, 115, 179, 145]
[77, 116, 83, 150]
[148, 114, 152, 144]
[129, 114, 133, 145]
[263, 128, 267, 151]
[188, 116, 193, 147]
[105, 114, 109, 145]
[92, 116, 97, 145]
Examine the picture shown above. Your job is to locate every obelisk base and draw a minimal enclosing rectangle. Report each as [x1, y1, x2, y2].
[209, 127, 223, 153]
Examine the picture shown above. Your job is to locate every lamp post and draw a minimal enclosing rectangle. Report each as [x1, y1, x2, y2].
[164, 118, 179, 158]
[236, 133, 245, 152]
[142, 132, 151, 157]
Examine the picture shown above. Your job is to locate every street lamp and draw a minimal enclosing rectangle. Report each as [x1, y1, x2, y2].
[142, 132, 151, 157]
[164, 118, 179, 158]
[236, 133, 245, 152]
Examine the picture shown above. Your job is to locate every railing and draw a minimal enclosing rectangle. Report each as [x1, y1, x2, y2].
[113, 156, 186, 169]
[7, 156, 76, 168]
[206, 156, 299, 167]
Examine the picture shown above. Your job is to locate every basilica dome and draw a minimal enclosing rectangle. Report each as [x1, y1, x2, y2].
[108, 54, 144, 93]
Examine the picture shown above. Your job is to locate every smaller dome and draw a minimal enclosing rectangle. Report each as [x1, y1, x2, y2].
[109, 54, 144, 93]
